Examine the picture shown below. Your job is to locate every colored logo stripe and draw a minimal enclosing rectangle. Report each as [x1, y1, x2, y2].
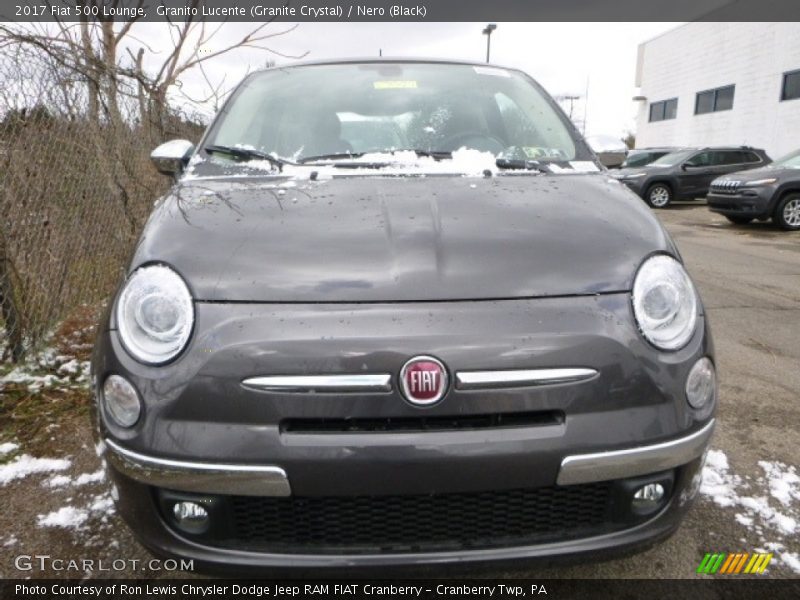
[698, 552, 772, 575]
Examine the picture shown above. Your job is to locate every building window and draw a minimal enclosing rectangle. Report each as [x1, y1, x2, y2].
[648, 98, 678, 122]
[781, 69, 800, 101]
[695, 85, 735, 114]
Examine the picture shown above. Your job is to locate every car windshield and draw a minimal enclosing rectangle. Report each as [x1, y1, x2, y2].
[771, 148, 800, 169]
[649, 149, 694, 167]
[206, 62, 580, 167]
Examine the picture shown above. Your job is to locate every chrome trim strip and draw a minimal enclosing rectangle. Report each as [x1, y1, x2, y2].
[241, 374, 392, 393]
[455, 368, 598, 390]
[557, 419, 715, 485]
[103, 438, 291, 497]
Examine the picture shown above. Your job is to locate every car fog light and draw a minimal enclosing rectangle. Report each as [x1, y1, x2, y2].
[102, 375, 141, 428]
[686, 357, 716, 413]
[173, 501, 209, 524]
[632, 483, 665, 511]
[172, 501, 210, 534]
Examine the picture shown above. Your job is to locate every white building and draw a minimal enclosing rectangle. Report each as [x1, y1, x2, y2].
[634, 22, 800, 159]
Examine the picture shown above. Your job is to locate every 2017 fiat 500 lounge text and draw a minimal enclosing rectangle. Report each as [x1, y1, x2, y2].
[92, 60, 716, 572]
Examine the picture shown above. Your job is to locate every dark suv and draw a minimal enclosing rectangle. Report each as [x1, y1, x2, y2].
[613, 147, 771, 208]
[707, 148, 800, 230]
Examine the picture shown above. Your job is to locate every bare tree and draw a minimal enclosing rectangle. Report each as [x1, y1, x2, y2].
[0, 6, 306, 361]
[0, 0, 306, 130]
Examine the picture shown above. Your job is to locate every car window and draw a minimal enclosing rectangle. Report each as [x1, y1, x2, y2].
[650, 149, 695, 167]
[713, 151, 743, 165]
[208, 63, 579, 163]
[686, 151, 712, 167]
[743, 151, 761, 163]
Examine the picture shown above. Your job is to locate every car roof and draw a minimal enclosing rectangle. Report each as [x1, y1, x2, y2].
[257, 57, 524, 73]
[696, 146, 766, 152]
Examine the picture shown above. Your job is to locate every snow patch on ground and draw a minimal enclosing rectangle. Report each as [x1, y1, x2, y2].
[781, 552, 800, 574]
[44, 469, 105, 489]
[0, 442, 19, 455]
[37, 506, 89, 529]
[1, 359, 90, 392]
[37, 491, 116, 532]
[75, 469, 105, 486]
[701, 449, 800, 573]
[0, 337, 91, 393]
[759, 460, 800, 507]
[44, 474, 72, 488]
[0, 454, 71, 485]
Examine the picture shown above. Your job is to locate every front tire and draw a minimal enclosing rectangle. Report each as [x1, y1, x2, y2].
[774, 194, 800, 231]
[646, 183, 672, 208]
[725, 215, 753, 225]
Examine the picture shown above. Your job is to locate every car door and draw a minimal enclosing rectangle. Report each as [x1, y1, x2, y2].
[695, 151, 741, 195]
[677, 151, 713, 197]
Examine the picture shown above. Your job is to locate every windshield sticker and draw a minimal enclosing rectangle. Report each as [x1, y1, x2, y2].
[373, 80, 418, 89]
[569, 161, 601, 172]
[473, 66, 511, 77]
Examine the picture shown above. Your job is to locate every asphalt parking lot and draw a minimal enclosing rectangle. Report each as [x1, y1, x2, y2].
[0, 201, 798, 579]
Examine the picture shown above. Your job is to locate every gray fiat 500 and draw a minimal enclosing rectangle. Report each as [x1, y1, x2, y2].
[92, 59, 717, 572]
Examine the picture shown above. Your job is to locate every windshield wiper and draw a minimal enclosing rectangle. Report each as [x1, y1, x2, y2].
[298, 152, 365, 164]
[408, 149, 452, 160]
[298, 149, 453, 166]
[495, 157, 552, 173]
[205, 144, 291, 171]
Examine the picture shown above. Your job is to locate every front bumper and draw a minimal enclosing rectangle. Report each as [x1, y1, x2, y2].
[93, 294, 715, 569]
[707, 187, 776, 218]
[104, 419, 714, 494]
[618, 178, 646, 197]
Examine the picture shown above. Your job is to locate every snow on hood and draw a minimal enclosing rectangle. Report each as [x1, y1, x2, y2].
[186, 147, 500, 180]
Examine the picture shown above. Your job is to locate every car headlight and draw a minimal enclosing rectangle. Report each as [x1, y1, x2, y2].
[117, 264, 194, 364]
[743, 178, 777, 187]
[622, 173, 646, 180]
[632, 255, 698, 350]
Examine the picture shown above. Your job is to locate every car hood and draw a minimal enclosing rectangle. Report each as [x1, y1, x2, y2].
[131, 174, 675, 302]
[714, 165, 798, 182]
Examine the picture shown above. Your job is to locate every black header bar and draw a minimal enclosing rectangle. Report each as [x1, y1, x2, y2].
[3, 579, 800, 600]
[2, 0, 800, 23]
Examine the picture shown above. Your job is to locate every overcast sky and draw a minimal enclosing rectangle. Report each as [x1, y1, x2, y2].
[137, 22, 681, 139]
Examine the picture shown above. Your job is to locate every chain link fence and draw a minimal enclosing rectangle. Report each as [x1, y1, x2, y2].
[0, 46, 205, 362]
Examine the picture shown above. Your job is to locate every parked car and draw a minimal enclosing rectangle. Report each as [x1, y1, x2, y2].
[621, 147, 679, 169]
[586, 134, 628, 168]
[612, 146, 771, 208]
[708, 148, 800, 230]
[93, 59, 716, 572]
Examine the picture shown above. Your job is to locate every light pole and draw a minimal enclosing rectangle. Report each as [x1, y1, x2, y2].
[482, 23, 497, 63]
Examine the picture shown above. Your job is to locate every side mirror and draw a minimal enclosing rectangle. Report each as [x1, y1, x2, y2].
[681, 163, 692, 171]
[150, 139, 195, 177]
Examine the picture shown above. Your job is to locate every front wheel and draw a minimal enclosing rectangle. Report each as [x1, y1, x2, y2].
[725, 215, 753, 225]
[774, 194, 800, 231]
[645, 183, 672, 208]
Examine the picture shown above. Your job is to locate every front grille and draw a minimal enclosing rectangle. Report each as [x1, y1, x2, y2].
[281, 410, 564, 433]
[710, 180, 742, 194]
[206, 483, 614, 554]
